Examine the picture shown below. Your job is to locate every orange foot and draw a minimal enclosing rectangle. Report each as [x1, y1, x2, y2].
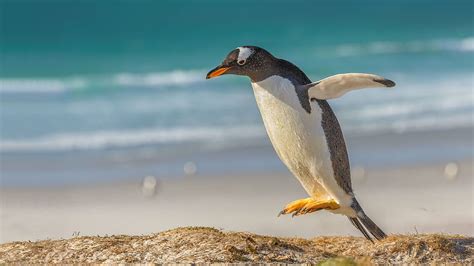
[278, 197, 340, 217]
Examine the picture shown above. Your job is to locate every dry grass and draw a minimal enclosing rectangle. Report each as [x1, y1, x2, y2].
[0, 227, 472, 264]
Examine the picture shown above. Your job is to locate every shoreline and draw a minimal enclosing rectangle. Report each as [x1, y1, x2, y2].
[1, 126, 473, 188]
[1, 159, 472, 243]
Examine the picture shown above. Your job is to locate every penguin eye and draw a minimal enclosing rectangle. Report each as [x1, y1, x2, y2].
[237, 59, 246, 65]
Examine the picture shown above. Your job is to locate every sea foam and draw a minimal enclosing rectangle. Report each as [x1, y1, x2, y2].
[0, 125, 265, 152]
[0, 69, 206, 94]
[328, 37, 474, 57]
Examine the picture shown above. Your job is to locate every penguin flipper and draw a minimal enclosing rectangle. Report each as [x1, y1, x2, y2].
[303, 73, 395, 100]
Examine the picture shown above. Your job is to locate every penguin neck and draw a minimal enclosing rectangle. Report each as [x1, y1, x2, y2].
[249, 58, 312, 86]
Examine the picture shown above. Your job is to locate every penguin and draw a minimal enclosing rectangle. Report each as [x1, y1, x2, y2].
[206, 46, 395, 241]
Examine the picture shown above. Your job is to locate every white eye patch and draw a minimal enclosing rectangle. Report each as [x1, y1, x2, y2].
[237, 47, 253, 63]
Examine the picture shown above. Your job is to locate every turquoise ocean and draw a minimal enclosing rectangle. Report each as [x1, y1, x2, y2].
[1, 0, 473, 186]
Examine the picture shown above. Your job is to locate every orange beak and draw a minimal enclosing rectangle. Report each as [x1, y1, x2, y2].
[206, 66, 231, 79]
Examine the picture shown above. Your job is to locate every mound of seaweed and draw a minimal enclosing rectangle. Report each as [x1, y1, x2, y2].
[1, 227, 472, 264]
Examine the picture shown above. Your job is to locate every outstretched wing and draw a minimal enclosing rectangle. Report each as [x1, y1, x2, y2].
[303, 73, 395, 100]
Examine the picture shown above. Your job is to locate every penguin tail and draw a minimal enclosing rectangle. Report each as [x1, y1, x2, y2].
[349, 198, 387, 242]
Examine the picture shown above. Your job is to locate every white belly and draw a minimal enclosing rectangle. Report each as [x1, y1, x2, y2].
[252, 76, 352, 207]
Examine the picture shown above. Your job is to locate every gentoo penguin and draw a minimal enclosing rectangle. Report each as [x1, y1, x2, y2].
[206, 46, 395, 241]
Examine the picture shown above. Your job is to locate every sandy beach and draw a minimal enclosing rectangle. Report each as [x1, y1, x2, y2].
[1, 157, 472, 244]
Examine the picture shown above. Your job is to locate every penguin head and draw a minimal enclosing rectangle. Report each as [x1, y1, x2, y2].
[206, 46, 275, 81]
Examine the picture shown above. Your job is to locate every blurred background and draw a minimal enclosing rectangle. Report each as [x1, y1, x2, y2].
[1, 0, 473, 242]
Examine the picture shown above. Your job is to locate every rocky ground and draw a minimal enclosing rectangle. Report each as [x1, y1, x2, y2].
[0, 227, 472, 264]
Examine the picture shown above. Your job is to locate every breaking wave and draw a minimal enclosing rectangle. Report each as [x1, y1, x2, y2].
[113, 70, 205, 87]
[0, 78, 88, 93]
[0, 125, 265, 152]
[326, 37, 474, 57]
[0, 69, 206, 94]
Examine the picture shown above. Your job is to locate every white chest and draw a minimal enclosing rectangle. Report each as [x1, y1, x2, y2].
[251, 76, 334, 194]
